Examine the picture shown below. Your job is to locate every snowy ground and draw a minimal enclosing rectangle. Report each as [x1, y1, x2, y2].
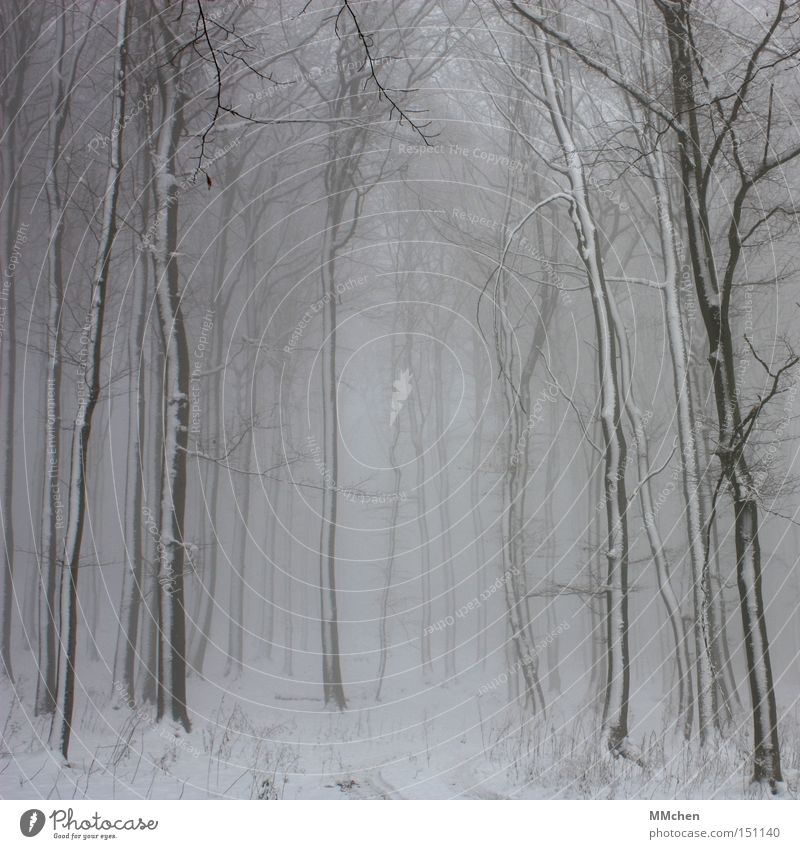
[2, 657, 798, 800]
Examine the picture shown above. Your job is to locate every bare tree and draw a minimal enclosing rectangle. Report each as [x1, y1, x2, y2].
[146, 5, 191, 730]
[505, 7, 636, 759]
[113, 215, 151, 703]
[655, 0, 798, 788]
[0, 0, 39, 685]
[492, 166, 558, 715]
[37, 1, 87, 715]
[505, 0, 800, 788]
[52, 0, 130, 759]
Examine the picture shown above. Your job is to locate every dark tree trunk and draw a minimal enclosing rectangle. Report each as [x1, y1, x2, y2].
[659, 0, 782, 787]
[52, 0, 129, 759]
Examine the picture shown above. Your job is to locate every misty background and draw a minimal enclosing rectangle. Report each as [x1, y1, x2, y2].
[1, 0, 800, 799]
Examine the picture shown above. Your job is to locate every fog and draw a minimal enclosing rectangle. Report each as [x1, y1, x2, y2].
[1, 0, 800, 799]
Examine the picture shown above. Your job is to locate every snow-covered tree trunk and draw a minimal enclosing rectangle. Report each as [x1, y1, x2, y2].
[318, 220, 346, 709]
[543, 401, 561, 694]
[189, 173, 237, 677]
[525, 21, 633, 757]
[496, 257, 554, 714]
[602, 16, 719, 743]
[51, 0, 129, 759]
[141, 321, 163, 705]
[306, 33, 389, 708]
[311, 52, 373, 706]
[151, 58, 190, 730]
[606, 282, 691, 735]
[694, 361, 740, 713]
[191, 414, 219, 677]
[659, 1, 782, 787]
[647, 143, 717, 741]
[583, 426, 604, 705]
[36, 5, 72, 715]
[113, 244, 149, 701]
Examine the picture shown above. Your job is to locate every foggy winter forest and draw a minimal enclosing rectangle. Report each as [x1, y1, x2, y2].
[2, 0, 800, 801]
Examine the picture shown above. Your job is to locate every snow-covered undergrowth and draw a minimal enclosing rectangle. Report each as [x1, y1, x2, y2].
[481, 709, 800, 799]
[2, 665, 798, 800]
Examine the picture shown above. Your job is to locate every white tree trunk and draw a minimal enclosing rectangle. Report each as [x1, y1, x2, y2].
[151, 61, 190, 730]
[606, 281, 692, 736]
[648, 144, 716, 741]
[52, 0, 129, 759]
[529, 24, 633, 756]
[36, 6, 72, 714]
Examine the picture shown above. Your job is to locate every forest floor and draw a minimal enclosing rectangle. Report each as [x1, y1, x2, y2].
[2, 659, 799, 800]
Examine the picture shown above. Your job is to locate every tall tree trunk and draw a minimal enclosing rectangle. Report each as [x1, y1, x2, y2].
[281, 478, 294, 676]
[376, 329, 406, 700]
[691, 356, 740, 716]
[646, 134, 718, 743]
[608, 10, 721, 738]
[37, 5, 72, 714]
[659, 1, 782, 787]
[51, 0, 129, 759]
[585, 436, 604, 706]
[497, 284, 550, 715]
[151, 57, 190, 730]
[113, 247, 149, 700]
[0, 5, 28, 684]
[433, 343, 457, 678]
[318, 222, 346, 709]
[226, 395, 251, 676]
[0, 197, 20, 687]
[189, 200, 234, 677]
[141, 317, 163, 704]
[407, 353, 432, 672]
[0, 208, 19, 687]
[606, 283, 691, 736]
[470, 335, 488, 667]
[543, 402, 561, 694]
[492, 119, 554, 713]
[527, 24, 633, 757]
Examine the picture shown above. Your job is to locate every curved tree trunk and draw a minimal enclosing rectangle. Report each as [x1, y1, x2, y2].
[606, 283, 691, 736]
[525, 22, 633, 757]
[646, 138, 718, 743]
[52, 0, 129, 759]
[659, 2, 782, 787]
